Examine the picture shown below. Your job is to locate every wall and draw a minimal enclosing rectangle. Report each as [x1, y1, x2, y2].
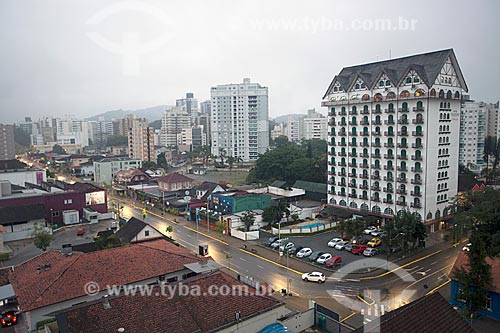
[272, 221, 336, 235]
[231, 229, 260, 241]
[234, 195, 271, 213]
[2, 218, 46, 242]
[217, 305, 290, 333]
[131, 225, 164, 242]
[0, 170, 46, 187]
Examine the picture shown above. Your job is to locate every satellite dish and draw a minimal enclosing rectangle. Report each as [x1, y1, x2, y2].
[184, 196, 191, 201]
[185, 190, 190, 195]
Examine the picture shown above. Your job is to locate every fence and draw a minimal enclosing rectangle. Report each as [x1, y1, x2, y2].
[231, 229, 260, 241]
[272, 221, 337, 235]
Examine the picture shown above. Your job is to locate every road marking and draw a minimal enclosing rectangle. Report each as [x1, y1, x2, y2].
[239, 248, 303, 275]
[176, 238, 195, 248]
[183, 225, 229, 245]
[185, 234, 193, 238]
[239, 258, 247, 262]
[340, 312, 357, 323]
[257, 265, 265, 270]
[426, 278, 451, 295]
[430, 261, 438, 266]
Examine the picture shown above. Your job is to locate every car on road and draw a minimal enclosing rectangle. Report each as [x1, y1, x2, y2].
[308, 251, 325, 262]
[344, 243, 353, 252]
[370, 230, 385, 237]
[351, 244, 368, 255]
[363, 226, 377, 235]
[327, 238, 343, 247]
[1, 311, 17, 327]
[76, 227, 85, 236]
[296, 247, 313, 258]
[279, 242, 295, 252]
[270, 239, 288, 249]
[462, 243, 472, 252]
[367, 238, 382, 247]
[334, 240, 349, 250]
[325, 256, 342, 268]
[301, 272, 326, 283]
[363, 248, 378, 257]
[316, 253, 332, 264]
[264, 236, 279, 246]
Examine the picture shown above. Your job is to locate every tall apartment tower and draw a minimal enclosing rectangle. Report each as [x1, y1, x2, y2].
[303, 108, 328, 141]
[0, 124, 15, 160]
[322, 49, 467, 232]
[128, 118, 154, 161]
[161, 107, 191, 148]
[459, 97, 486, 172]
[211, 78, 269, 162]
[485, 102, 500, 138]
[200, 100, 211, 115]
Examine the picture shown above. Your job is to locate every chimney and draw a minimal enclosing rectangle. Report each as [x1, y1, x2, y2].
[44, 263, 51, 271]
[103, 295, 111, 309]
[36, 265, 41, 274]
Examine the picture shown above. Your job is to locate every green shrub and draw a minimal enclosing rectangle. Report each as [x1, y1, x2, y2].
[0, 252, 10, 261]
[36, 318, 56, 330]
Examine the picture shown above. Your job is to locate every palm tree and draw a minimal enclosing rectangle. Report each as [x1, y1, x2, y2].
[227, 156, 236, 173]
[219, 148, 227, 166]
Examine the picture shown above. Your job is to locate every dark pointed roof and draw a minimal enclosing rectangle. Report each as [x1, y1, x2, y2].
[324, 49, 468, 98]
[115, 217, 162, 243]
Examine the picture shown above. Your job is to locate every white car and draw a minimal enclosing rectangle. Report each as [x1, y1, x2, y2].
[279, 242, 295, 252]
[462, 243, 472, 252]
[316, 253, 332, 264]
[334, 240, 349, 250]
[370, 230, 385, 237]
[301, 272, 326, 283]
[363, 248, 378, 257]
[296, 247, 313, 258]
[363, 226, 377, 235]
[270, 239, 288, 249]
[327, 238, 343, 247]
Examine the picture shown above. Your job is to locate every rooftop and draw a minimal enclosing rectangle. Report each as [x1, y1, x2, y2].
[458, 174, 486, 193]
[292, 180, 327, 194]
[0, 203, 46, 224]
[9, 239, 203, 311]
[55, 270, 282, 333]
[115, 217, 163, 243]
[157, 172, 193, 184]
[451, 251, 500, 294]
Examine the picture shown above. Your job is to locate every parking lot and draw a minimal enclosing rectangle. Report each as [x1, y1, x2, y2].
[260, 229, 387, 271]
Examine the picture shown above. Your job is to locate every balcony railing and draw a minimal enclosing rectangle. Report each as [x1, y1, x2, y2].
[338, 121, 347, 126]
[338, 142, 347, 147]
[359, 195, 369, 200]
[384, 142, 395, 148]
[338, 162, 347, 167]
[383, 176, 394, 181]
[372, 174, 381, 180]
[411, 155, 423, 161]
[372, 142, 381, 147]
[328, 142, 336, 146]
[383, 187, 393, 193]
[348, 193, 357, 198]
[411, 191, 421, 197]
[411, 179, 422, 185]
[360, 120, 370, 125]
[371, 164, 381, 169]
[397, 155, 408, 160]
[348, 163, 357, 168]
[338, 192, 347, 197]
[396, 201, 407, 206]
[398, 131, 409, 136]
[349, 142, 357, 146]
[337, 181, 346, 186]
[398, 107, 409, 113]
[360, 153, 369, 158]
[359, 184, 369, 189]
[372, 120, 382, 125]
[338, 131, 347, 136]
[397, 166, 408, 171]
[348, 152, 357, 157]
[328, 161, 336, 166]
[383, 198, 393, 204]
[384, 108, 395, 114]
[397, 143, 408, 148]
[384, 165, 394, 170]
[372, 153, 381, 158]
[349, 121, 357, 125]
[412, 119, 424, 124]
[372, 109, 382, 114]
[413, 106, 425, 112]
[348, 182, 357, 187]
[372, 131, 381, 136]
[412, 143, 423, 148]
[384, 131, 395, 136]
[398, 119, 409, 124]
[384, 120, 395, 125]
[396, 189, 407, 195]
[410, 202, 422, 208]
[359, 163, 369, 169]
[411, 167, 423, 173]
[338, 152, 346, 157]
[360, 109, 370, 115]
[372, 196, 381, 202]
[360, 132, 370, 136]
[397, 177, 407, 183]
[359, 174, 369, 179]
[328, 171, 336, 175]
[384, 154, 395, 159]
[412, 131, 424, 136]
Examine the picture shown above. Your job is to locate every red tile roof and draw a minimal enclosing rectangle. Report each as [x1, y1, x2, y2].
[57, 271, 283, 333]
[9, 239, 202, 311]
[157, 172, 193, 184]
[451, 251, 500, 293]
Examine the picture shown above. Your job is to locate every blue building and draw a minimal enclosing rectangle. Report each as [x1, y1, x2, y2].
[450, 251, 500, 321]
[210, 191, 271, 215]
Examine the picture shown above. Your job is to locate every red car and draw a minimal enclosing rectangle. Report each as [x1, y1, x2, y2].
[1, 311, 17, 327]
[325, 256, 342, 268]
[351, 244, 368, 255]
[77, 227, 85, 236]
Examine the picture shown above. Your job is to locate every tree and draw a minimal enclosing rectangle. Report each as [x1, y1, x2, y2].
[240, 211, 256, 231]
[215, 220, 226, 237]
[157, 152, 169, 170]
[106, 135, 128, 147]
[149, 119, 162, 129]
[219, 148, 227, 165]
[273, 135, 289, 147]
[95, 234, 123, 250]
[291, 213, 299, 223]
[32, 224, 54, 251]
[52, 144, 66, 155]
[142, 160, 158, 170]
[227, 156, 236, 173]
[341, 218, 365, 242]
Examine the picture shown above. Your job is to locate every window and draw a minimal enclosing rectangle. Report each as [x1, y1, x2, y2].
[167, 276, 178, 283]
[52, 210, 59, 217]
[64, 199, 73, 205]
[145, 230, 150, 237]
[486, 295, 492, 311]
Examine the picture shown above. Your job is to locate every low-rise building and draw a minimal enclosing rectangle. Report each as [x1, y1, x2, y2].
[115, 217, 164, 243]
[210, 191, 272, 215]
[0, 159, 46, 187]
[93, 157, 142, 184]
[113, 168, 149, 185]
[0, 203, 47, 242]
[157, 172, 193, 191]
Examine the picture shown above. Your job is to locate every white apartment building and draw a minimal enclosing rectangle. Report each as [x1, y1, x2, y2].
[56, 116, 90, 147]
[177, 126, 207, 152]
[93, 157, 142, 184]
[322, 49, 467, 232]
[211, 78, 269, 161]
[271, 123, 286, 141]
[303, 108, 328, 141]
[128, 118, 154, 161]
[459, 98, 486, 173]
[161, 106, 191, 148]
[286, 118, 303, 143]
[485, 102, 500, 138]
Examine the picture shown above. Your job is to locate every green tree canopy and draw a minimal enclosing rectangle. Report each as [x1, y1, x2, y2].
[32, 224, 54, 251]
[52, 144, 66, 155]
[106, 135, 128, 147]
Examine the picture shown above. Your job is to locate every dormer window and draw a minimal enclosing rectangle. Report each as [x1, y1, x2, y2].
[406, 77, 412, 84]
[361, 83, 366, 89]
[333, 87, 338, 92]
[379, 80, 384, 87]
[355, 83, 360, 89]
[414, 77, 420, 83]
[385, 80, 391, 86]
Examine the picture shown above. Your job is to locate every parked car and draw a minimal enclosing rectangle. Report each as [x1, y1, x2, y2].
[316, 253, 332, 264]
[296, 247, 313, 258]
[371, 230, 385, 237]
[325, 256, 342, 268]
[334, 240, 349, 250]
[279, 242, 295, 252]
[344, 243, 354, 252]
[351, 244, 368, 255]
[264, 236, 279, 246]
[363, 226, 377, 235]
[1, 311, 17, 327]
[77, 227, 85, 236]
[301, 272, 326, 283]
[363, 248, 378, 257]
[308, 251, 325, 262]
[270, 239, 288, 249]
[291, 246, 304, 255]
[367, 238, 382, 248]
[327, 238, 343, 247]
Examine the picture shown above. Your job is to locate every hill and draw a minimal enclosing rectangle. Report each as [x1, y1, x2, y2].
[87, 105, 168, 122]
[273, 113, 306, 124]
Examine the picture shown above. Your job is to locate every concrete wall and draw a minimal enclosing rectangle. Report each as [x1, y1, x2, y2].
[0, 170, 46, 187]
[272, 221, 336, 235]
[231, 229, 260, 241]
[2, 218, 46, 242]
[218, 305, 290, 333]
[130, 225, 164, 242]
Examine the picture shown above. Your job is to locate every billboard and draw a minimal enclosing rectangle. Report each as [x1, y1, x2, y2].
[86, 191, 106, 206]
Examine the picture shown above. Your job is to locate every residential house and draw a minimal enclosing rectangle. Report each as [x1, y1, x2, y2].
[450, 251, 500, 321]
[157, 172, 193, 191]
[7, 239, 211, 331]
[115, 217, 164, 243]
[54, 270, 286, 333]
[113, 168, 150, 185]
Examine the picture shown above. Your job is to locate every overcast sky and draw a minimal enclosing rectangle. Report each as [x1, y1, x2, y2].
[1, 0, 499, 123]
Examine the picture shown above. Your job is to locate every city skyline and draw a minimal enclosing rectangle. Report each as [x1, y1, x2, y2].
[1, 0, 499, 123]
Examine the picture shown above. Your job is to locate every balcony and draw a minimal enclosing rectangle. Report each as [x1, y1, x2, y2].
[372, 120, 382, 125]
[349, 142, 357, 146]
[337, 192, 347, 197]
[338, 131, 347, 136]
[372, 142, 381, 147]
[348, 182, 357, 187]
[371, 153, 381, 159]
[384, 108, 395, 114]
[360, 132, 370, 136]
[398, 107, 409, 113]
[338, 162, 347, 167]
[328, 141, 336, 146]
[397, 166, 408, 171]
[338, 142, 347, 147]
[413, 106, 425, 112]
[411, 179, 422, 185]
[349, 121, 357, 125]
[328, 171, 336, 176]
[360, 142, 370, 147]
[396, 201, 407, 206]
[411, 191, 421, 197]
[348, 193, 357, 198]
[412, 143, 423, 148]
[383, 187, 393, 193]
[398, 119, 409, 124]
[328, 120, 336, 126]
[329, 151, 337, 156]
[328, 132, 336, 137]
[349, 110, 358, 115]
[384, 120, 395, 125]
[411, 167, 423, 173]
[384, 154, 395, 159]
[372, 174, 381, 180]
[338, 121, 347, 126]
[359, 163, 369, 169]
[359, 174, 369, 179]
[372, 196, 381, 202]
[384, 165, 394, 170]
[383, 176, 394, 181]
[327, 180, 335, 185]
[338, 152, 346, 157]
[339, 110, 347, 116]
[410, 202, 422, 208]
[328, 111, 336, 117]
[372, 131, 382, 136]
[348, 163, 357, 168]
[384, 142, 395, 148]
[383, 198, 393, 204]
[371, 164, 381, 170]
[397, 143, 408, 148]
[384, 131, 395, 136]
[412, 119, 424, 124]
[396, 189, 407, 195]
[372, 109, 382, 114]
[397, 155, 408, 160]
[398, 131, 409, 136]
[328, 161, 336, 166]
[328, 190, 334, 194]
[360, 153, 369, 158]
[348, 152, 357, 157]
[360, 120, 370, 125]
[412, 131, 424, 136]
[359, 184, 369, 189]
[337, 181, 346, 186]
[397, 177, 408, 183]
[359, 195, 369, 200]
[412, 155, 422, 161]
